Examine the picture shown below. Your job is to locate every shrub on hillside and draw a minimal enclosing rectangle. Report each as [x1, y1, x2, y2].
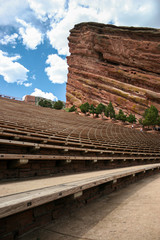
[140, 105, 159, 128]
[105, 102, 115, 119]
[127, 113, 137, 123]
[68, 105, 77, 112]
[157, 116, 160, 126]
[89, 104, 96, 116]
[95, 103, 106, 118]
[80, 102, 90, 114]
[104, 107, 109, 118]
[53, 100, 64, 110]
[116, 109, 127, 122]
[38, 99, 53, 108]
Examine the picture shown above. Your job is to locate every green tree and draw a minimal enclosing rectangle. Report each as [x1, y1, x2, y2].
[95, 103, 106, 118]
[139, 118, 144, 127]
[116, 109, 127, 122]
[156, 116, 160, 126]
[68, 105, 77, 112]
[107, 102, 115, 119]
[89, 104, 96, 116]
[142, 105, 159, 128]
[104, 107, 109, 118]
[38, 99, 53, 108]
[127, 113, 137, 123]
[53, 100, 64, 110]
[80, 102, 90, 114]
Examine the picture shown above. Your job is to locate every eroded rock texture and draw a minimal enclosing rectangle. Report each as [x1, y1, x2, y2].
[66, 22, 160, 115]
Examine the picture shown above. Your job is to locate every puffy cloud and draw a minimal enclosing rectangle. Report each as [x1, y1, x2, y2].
[45, 54, 68, 84]
[22, 95, 26, 101]
[24, 82, 32, 87]
[0, 50, 29, 84]
[31, 74, 36, 80]
[17, 18, 43, 50]
[30, 88, 58, 101]
[0, 0, 29, 26]
[0, 0, 160, 54]
[47, 0, 160, 55]
[0, 0, 160, 92]
[47, 4, 101, 55]
[0, 33, 18, 45]
[110, 0, 159, 27]
[28, 0, 66, 21]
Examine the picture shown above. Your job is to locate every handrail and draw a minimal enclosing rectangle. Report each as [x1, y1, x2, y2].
[0, 94, 22, 101]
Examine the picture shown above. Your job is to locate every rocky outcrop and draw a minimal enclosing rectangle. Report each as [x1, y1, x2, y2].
[24, 95, 36, 105]
[66, 22, 160, 115]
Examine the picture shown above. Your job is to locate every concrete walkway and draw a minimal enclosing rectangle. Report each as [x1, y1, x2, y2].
[20, 173, 160, 240]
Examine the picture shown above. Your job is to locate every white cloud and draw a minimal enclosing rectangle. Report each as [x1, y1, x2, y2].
[47, 5, 101, 55]
[31, 74, 36, 80]
[45, 54, 68, 84]
[0, 0, 160, 55]
[0, 33, 18, 45]
[24, 82, 32, 87]
[47, 0, 160, 55]
[46, 0, 117, 55]
[17, 18, 43, 50]
[28, 0, 66, 21]
[0, 0, 160, 94]
[110, 0, 157, 27]
[22, 95, 26, 101]
[0, 50, 29, 84]
[0, 0, 29, 26]
[30, 88, 58, 101]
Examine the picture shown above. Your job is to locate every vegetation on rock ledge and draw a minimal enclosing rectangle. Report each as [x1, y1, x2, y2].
[38, 99, 64, 110]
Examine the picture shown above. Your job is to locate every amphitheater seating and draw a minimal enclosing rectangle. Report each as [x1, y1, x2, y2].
[1, 164, 160, 219]
[0, 97, 160, 176]
[0, 96, 160, 240]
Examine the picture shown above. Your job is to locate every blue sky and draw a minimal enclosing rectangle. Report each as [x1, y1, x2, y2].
[0, 0, 160, 102]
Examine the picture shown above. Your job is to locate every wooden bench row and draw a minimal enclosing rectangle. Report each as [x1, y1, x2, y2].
[0, 164, 160, 218]
[1, 138, 160, 157]
[0, 131, 159, 154]
[0, 126, 160, 153]
[1, 153, 159, 161]
[0, 113, 159, 146]
[0, 115, 159, 144]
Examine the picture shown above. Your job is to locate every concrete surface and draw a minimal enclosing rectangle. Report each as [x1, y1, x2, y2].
[20, 173, 160, 240]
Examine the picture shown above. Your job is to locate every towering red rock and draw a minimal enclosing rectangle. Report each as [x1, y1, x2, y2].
[66, 22, 160, 115]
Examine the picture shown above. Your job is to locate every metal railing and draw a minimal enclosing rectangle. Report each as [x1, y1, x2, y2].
[0, 94, 22, 101]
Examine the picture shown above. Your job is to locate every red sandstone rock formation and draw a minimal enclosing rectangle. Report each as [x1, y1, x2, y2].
[66, 22, 160, 115]
[24, 95, 35, 105]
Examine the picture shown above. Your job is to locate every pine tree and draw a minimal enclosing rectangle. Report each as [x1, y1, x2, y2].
[89, 104, 96, 116]
[38, 99, 53, 108]
[69, 105, 77, 112]
[95, 103, 106, 118]
[107, 102, 115, 119]
[116, 109, 127, 122]
[80, 102, 90, 114]
[142, 105, 159, 128]
[53, 100, 64, 110]
[104, 107, 109, 118]
[127, 113, 137, 123]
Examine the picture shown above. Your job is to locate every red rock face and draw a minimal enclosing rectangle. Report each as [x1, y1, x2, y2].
[24, 95, 35, 105]
[66, 22, 160, 115]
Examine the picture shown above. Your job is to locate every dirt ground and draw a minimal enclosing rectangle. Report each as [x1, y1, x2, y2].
[20, 173, 160, 240]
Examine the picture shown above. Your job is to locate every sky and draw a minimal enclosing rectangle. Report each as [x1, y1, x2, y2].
[0, 0, 160, 102]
